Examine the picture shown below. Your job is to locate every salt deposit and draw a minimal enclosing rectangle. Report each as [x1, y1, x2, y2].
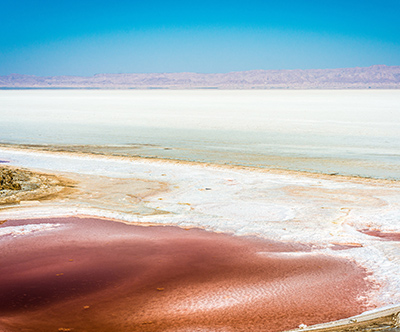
[0, 223, 62, 237]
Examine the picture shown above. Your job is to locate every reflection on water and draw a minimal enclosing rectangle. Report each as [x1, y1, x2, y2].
[1, 89, 399, 180]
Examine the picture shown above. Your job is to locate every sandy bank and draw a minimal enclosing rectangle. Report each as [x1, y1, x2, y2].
[0, 162, 169, 216]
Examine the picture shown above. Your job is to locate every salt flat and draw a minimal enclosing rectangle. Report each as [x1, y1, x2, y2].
[1, 89, 400, 179]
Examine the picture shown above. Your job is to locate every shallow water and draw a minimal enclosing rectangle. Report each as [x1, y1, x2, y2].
[0, 217, 373, 332]
[1, 89, 399, 179]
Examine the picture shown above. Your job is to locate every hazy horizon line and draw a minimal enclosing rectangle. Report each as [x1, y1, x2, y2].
[2, 64, 398, 78]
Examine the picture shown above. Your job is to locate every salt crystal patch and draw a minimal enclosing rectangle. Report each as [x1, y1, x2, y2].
[196, 202, 295, 222]
[0, 223, 63, 237]
[349, 209, 400, 232]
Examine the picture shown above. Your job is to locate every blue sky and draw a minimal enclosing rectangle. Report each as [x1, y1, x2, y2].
[1, 0, 399, 76]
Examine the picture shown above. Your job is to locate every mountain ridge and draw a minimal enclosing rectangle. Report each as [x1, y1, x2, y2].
[1, 65, 399, 89]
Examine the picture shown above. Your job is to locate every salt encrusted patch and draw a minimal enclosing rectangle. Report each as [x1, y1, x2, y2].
[0, 223, 63, 237]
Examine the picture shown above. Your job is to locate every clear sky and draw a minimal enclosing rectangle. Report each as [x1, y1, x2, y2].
[1, 0, 399, 76]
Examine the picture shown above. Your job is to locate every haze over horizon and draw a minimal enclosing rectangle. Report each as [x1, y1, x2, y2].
[1, 0, 400, 76]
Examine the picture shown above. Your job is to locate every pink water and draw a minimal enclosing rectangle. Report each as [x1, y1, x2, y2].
[360, 228, 400, 241]
[0, 217, 374, 332]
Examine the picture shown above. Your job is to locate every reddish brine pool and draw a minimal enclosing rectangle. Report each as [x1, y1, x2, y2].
[0, 216, 375, 332]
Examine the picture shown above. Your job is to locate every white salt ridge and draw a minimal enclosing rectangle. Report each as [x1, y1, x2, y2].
[195, 202, 295, 222]
[0, 223, 63, 237]
[350, 209, 400, 232]
[1, 148, 400, 307]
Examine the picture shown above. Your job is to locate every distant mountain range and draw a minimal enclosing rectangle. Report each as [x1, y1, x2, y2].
[1, 65, 399, 89]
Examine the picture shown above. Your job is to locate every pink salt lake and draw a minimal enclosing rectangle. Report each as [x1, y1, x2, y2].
[0, 216, 374, 332]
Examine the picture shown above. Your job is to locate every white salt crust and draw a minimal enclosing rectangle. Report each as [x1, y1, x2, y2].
[0, 223, 63, 237]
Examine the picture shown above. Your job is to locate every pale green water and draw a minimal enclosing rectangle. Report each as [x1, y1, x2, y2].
[1, 89, 400, 179]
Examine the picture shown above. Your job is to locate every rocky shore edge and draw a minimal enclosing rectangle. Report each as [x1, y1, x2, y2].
[0, 165, 75, 205]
